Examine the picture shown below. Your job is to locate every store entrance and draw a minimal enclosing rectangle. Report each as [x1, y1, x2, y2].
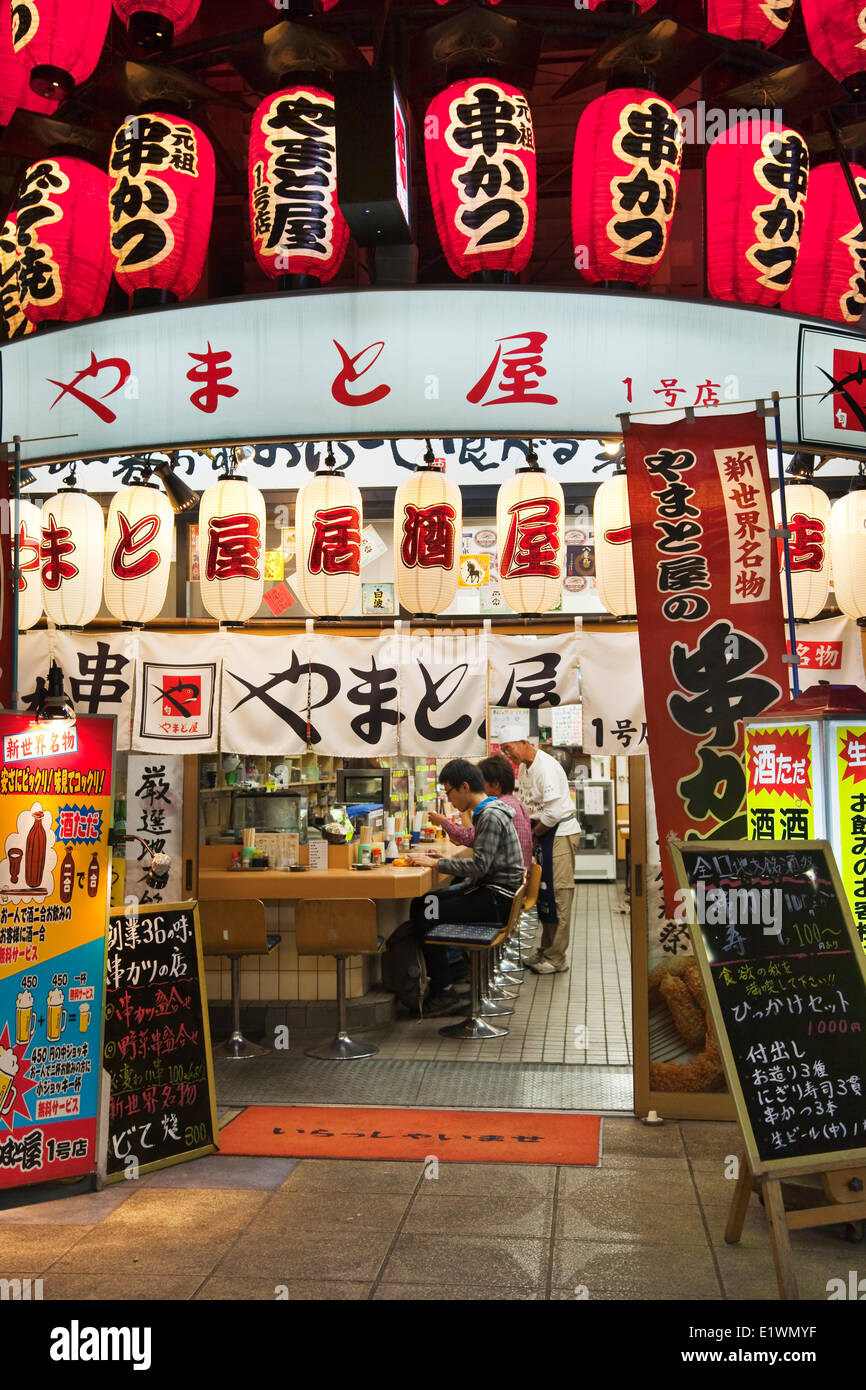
[196, 744, 643, 1113]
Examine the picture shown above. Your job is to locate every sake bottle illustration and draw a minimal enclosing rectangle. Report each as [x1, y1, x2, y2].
[87, 851, 100, 898]
[24, 806, 47, 888]
[59, 844, 75, 903]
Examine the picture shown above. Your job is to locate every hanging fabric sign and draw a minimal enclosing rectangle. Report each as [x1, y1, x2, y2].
[579, 629, 647, 756]
[792, 615, 866, 690]
[17, 631, 136, 751]
[124, 755, 184, 906]
[396, 628, 487, 758]
[306, 636, 400, 758]
[131, 632, 221, 754]
[625, 411, 788, 912]
[221, 634, 315, 757]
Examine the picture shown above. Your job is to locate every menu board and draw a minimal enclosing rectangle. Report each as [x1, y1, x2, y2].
[670, 841, 866, 1175]
[550, 704, 583, 749]
[0, 713, 113, 1190]
[104, 903, 218, 1179]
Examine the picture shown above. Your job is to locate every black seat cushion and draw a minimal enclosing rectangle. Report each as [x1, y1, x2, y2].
[423, 921, 502, 946]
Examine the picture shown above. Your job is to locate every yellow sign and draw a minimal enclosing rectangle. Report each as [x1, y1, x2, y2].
[745, 724, 814, 842]
[264, 549, 285, 581]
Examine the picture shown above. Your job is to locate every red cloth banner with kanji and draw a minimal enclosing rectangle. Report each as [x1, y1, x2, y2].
[625, 411, 788, 912]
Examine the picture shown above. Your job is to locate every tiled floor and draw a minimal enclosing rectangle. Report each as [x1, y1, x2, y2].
[0, 1118, 855, 1301]
[363, 880, 632, 1066]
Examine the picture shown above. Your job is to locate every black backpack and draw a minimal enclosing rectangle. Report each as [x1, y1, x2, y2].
[381, 919, 429, 1015]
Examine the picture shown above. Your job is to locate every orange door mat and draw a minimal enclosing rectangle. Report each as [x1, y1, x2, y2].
[218, 1105, 602, 1166]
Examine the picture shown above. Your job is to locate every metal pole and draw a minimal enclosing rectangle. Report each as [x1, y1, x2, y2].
[771, 393, 800, 697]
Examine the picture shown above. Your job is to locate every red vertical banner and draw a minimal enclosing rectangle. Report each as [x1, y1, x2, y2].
[0, 459, 12, 710]
[625, 412, 788, 911]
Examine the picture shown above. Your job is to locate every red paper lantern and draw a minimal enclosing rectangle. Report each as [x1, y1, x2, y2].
[706, 0, 794, 46]
[249, 86, 349, 284]
[14, 156, 112, 323]
[0, 213, 34, 340]
[425, 77, 536, 279]
[108, 110, 215, 301]
[801, 0, 866, 85]
[781, 163, 866, 324]
[112, 0, 201, 47]
[0, 11, 58, 123]
[571, 88, 683, 287]
[706, 119, 809, 307]
[10, 0, 111, 100]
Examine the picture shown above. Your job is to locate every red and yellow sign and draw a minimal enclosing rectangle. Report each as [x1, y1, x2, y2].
[745, 723, 815, 841]
[0, 713, 113, 1189]
[835, 725, 866, 950]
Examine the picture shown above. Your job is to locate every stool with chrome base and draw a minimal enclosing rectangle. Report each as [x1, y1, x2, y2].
[295, 898, 383, 1060]
[424, 877, 525, 1040]
[199, 898, 275, 1059]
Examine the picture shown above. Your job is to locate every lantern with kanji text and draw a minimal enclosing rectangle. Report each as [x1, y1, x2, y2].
[108, 109, 215, 304]
[249, 85, 349, 286]
[294, 467, 363, 617]
[10, 0, 112, 100]
[707, 119, 809, 307]
[198, 477, 266, 624]
[496, 465, 564, 615]
[393, 465, 461, 616]
[425, 77, 536, 280]
[801, 0, 866, 87]
[831, 490, 866, 622]
[773, 483, 831, 620]
[571, 88, 683, 287]
[104, 484, 174, 625]
[706, 0, 794, 46]
[593, 472, 636, 618]
[40, 490, 104, 627]
[112, 0, 201, 49]
[782, 162, 866, 324]
[0, 213, 33, 340]
[16, 498, 43, 630]
[14, 155, 112, 323]
[1, 12, 58, 123]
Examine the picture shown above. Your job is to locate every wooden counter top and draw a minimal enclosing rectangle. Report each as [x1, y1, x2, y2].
[198, 864, 436, 901]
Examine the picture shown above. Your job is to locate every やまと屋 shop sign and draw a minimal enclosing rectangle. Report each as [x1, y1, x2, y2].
[0, 288, 862, 463]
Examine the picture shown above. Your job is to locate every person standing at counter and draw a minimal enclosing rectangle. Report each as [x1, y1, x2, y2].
[405, 758, 525, 1016]
[427, 755, 534, 870]
[498, 728, 581, 975]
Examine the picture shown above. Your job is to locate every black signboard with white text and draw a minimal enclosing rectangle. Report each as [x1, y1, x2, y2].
[669, 841, 866, 1176]
[103, 903, 218, 1179]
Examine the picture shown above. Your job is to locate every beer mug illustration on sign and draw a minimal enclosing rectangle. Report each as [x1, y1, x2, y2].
[79, 1003, 91, 1034]
[0, 1048, 18, 1116]
[16, 989, 35, 1044]
[46, 988, 67, 1042]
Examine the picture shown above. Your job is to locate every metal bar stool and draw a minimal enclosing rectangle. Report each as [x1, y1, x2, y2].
[200, 898, 276, 1060]
[295, 898, 383, 1060]
[424, 880, 525, 1040]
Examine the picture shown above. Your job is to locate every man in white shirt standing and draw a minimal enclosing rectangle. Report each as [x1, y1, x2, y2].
[498, 726, 581, 975]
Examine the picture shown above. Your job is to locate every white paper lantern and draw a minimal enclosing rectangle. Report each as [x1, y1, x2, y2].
[393, 468, 461, 615]
[104, 485, 174, 625]
[831, 491, 866, 621]
[294, 471, 363, 617]
[40, 491, 104, 627]
[773, 484, 831, 620]
[198, 477, 266, 623]
[16, 499, 43, 630]
[495, 469, 565, 615]
[593, 473, 635, 617]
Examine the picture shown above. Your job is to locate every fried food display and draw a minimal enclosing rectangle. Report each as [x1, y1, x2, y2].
[649, 954, 726, 1093]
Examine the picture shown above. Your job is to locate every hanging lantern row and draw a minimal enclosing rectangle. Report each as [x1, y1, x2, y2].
[17, 471, 866, 627]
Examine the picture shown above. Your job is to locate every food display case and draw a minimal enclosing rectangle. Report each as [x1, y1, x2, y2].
[573, 778, 616, 881]
[231, 792, 309, 841]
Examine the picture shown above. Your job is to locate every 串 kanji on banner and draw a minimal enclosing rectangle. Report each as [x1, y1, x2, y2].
[625, 411, 788, 912]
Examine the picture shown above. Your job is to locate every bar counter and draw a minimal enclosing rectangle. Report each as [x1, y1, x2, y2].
[198, 863, 436, 900]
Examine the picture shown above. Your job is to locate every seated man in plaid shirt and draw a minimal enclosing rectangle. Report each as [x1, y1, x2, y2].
[406, 758, 525, 1016]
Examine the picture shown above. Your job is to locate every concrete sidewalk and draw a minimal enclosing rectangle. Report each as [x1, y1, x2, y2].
[0, 1118, 857, 1301]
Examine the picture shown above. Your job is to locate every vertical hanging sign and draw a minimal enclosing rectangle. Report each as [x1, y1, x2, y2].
[625, 411, 788, 911]
[0, 712, 113, 1190]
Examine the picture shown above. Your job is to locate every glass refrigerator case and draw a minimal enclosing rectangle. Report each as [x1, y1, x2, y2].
[573, 779, 616, 881]
[231, 792, 309, 841]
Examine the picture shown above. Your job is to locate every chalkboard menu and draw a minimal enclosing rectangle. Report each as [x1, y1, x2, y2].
[104, 903, 218, 1179]
[670, 841, 866, 1176]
